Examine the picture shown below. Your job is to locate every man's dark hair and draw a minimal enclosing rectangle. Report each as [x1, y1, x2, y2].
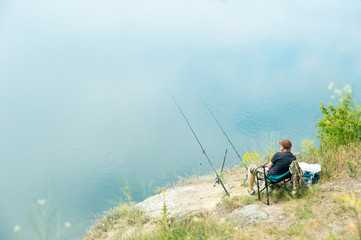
[279, 139, 292, 150]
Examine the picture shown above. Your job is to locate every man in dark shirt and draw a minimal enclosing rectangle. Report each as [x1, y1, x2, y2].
[247, 139, 296, 195]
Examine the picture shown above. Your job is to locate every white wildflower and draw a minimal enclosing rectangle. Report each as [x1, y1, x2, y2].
[13, 225, 21, 232]
[343, 84, 352, 94]
[65, 222, 71, 228]
[328, 82, 334, 90]
[37, 199, 46, 206]
[333, 88, 342, 95]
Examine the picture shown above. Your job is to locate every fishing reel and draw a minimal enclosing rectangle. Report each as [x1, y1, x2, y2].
[214, 177, 221, 186]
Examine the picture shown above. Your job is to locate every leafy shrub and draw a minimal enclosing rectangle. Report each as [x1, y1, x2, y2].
[316, 93, 361, 149]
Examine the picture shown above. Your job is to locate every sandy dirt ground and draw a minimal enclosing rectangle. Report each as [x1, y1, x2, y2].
[86, 166, 361, 239]
[136, 167, 361, 237]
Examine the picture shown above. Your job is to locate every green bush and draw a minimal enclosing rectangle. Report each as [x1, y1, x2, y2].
[316, 93, 361, 149]
[297, 138, 319, 163]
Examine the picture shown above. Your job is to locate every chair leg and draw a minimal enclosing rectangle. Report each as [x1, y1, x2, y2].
[266, 182, 269, 205]
[264, 168, 269, 205]
[257, 174, 261, 201]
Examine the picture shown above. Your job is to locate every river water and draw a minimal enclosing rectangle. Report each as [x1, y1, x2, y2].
[1, 0, 361, 239]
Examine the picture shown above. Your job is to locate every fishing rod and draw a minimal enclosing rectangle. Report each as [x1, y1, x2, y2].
[215, 146, 228, 185]
[221, 147, 228, 173]
[199, 94, 248, 171]
[170, 94, 230, 197]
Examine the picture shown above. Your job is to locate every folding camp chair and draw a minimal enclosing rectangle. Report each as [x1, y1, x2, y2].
[256, 166, 292, 205]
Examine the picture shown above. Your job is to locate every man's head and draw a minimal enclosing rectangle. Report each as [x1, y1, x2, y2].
[279, 139, 292, 152]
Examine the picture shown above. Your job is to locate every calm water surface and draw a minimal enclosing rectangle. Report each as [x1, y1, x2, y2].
[1, 0, 361, 239]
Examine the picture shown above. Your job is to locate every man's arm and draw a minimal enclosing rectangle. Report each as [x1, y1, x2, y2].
[268, 152, 278, 169]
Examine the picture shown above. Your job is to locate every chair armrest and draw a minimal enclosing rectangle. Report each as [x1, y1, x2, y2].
[258, 163, 268, 168]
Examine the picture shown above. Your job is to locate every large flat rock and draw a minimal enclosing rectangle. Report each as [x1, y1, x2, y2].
[137, 183, 224, 219]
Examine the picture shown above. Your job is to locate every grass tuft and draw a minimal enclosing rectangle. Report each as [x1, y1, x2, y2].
[85, 202, 148, 240]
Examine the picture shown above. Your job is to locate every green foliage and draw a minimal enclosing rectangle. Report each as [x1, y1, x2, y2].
[316, 142, 361, 179]
[335, 193, 361, 239]
[271, 188, 294, 203]
[152, 191, 242, 240]
[317, 93, 361, 148]
[301, 139, 317, 157]
[159, 190, 170, 240]
[151, 215, 237, 240]
[297, 138, 319, 163]
[301, 138, 317, 153]
[87, 202, 147, 239]
[267, 185, 319, 205]
[220, 195, 257, 212]
[295, 206, 316, 220]
[345, 158, 358, 177]
[288, 223, 306, 236]
[316, 87, 361, 177]
[309, 84, 361, 178]
[112, 203, 147, 226]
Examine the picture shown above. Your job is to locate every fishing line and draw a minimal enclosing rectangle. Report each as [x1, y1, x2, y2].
[199, 94, 248, 171]
[170, 94, 230, 197]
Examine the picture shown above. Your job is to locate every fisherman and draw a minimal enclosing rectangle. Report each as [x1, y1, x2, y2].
[247, 139, 296, 195]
